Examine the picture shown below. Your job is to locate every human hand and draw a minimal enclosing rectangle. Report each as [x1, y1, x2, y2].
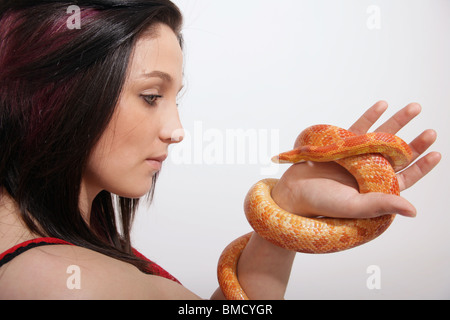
[271, 101, 441, 219]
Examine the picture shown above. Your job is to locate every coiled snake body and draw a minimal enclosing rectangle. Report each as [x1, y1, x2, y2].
[217, 125, 413, 300]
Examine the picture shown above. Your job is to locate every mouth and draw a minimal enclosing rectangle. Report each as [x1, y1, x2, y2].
[147, 154, 168, 162]
[146, 154, 168, 170]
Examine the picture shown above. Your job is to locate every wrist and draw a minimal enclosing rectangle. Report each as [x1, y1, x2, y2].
[271, 178, 296, 213]
[271, 175, 319, 219]
[237, 232, 295, 300]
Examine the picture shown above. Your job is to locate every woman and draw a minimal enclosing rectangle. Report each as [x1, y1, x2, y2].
[0, 0, 441, 299]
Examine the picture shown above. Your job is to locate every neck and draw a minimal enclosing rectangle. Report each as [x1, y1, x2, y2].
[0, 188, 37, 245]
[78, 180, 101, 226]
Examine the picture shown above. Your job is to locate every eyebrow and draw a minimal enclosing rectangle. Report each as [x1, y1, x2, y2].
[139, 70, 173, 83]
[138, 70, 184, 93]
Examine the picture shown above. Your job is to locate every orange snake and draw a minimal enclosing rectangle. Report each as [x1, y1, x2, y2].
[217, 125, 413, 300]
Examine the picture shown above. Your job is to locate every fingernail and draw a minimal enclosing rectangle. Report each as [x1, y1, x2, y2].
[402, 210, 417, 218]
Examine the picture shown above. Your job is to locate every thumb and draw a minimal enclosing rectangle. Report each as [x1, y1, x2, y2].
[351, 193, 417, 218]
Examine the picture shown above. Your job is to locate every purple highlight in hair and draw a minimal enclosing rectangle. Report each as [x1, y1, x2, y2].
[0, 7, 103, 149]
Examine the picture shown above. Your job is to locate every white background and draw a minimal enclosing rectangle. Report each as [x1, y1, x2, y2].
[132, 0, 450, 299]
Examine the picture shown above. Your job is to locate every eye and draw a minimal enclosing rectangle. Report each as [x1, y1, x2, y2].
[142, 94, 163, 106]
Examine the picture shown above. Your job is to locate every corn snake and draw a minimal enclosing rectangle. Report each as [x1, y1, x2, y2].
[217, 125, 413, 300]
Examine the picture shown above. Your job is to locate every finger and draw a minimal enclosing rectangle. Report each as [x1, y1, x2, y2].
[408, 129, 438, 162]
[349, 192, 417, 218]
[374, 102, 422, 134]
[348, 101, 388, 135]
[394, 129, 438, 171]
[397, 152, 442, 191]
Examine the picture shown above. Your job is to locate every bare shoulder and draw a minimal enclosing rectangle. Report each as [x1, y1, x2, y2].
[0, 244, 200, 300]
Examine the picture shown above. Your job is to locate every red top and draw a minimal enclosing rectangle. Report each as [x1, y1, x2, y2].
[0, 237, 180, 284]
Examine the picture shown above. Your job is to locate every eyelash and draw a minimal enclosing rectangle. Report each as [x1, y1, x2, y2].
[142, 94, 163, 106]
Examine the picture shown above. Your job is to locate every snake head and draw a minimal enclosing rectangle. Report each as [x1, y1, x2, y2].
[271, 155, 290, 164]
[271, 149, 309, 164]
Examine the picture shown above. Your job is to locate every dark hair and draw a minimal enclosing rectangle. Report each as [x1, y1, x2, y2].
[0, 0, 183, 272]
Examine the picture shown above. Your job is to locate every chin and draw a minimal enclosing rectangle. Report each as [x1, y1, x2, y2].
[115, 189, 152, 200]
[111, 177, 154, 199]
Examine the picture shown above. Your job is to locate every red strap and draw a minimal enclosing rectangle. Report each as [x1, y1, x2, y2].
[0, 237, 74, 262]
[0, 238, 180, 284]
[132, 248, 181, 284]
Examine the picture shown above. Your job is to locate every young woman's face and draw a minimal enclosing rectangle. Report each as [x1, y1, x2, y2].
[83, 23, 184, 200]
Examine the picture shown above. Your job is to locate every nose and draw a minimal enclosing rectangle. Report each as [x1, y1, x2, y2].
[170, 127, 185, 143]
[159, 103, 184, 145]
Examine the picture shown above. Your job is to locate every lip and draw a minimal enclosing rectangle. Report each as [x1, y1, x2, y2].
[147, 154, 168, 163]
[145, 154, 168, 171]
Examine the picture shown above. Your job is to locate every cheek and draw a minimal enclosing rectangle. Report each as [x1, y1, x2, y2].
[99, 104, 151, 161]
[83, 111, 158, 198]
[85, 144, 155, 198]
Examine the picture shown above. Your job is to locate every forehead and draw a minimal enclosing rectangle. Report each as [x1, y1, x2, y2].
[128, 23, 183, 83]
